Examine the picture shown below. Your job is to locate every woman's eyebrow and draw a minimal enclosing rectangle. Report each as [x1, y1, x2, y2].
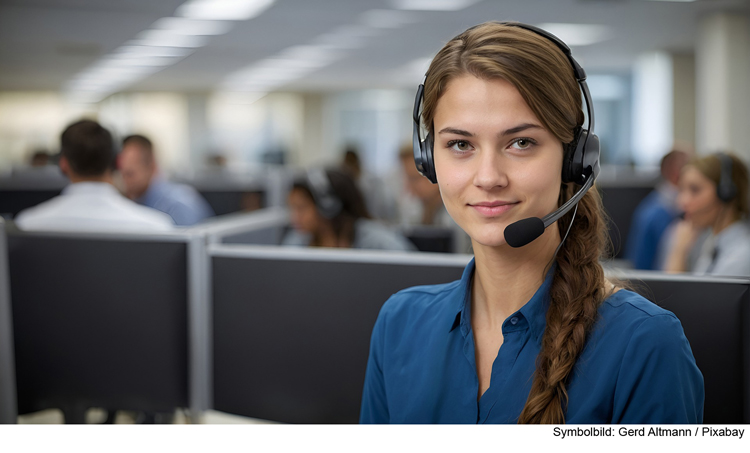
[500, 123, 543, 136]
[438, 123, 544, 137]
[437, 127, 474, 137]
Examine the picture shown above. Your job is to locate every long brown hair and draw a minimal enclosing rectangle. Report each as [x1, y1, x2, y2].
[422, 22, 610, 423]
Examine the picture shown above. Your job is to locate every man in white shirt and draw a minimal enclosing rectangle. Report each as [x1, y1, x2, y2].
[15, 119, 173, 232]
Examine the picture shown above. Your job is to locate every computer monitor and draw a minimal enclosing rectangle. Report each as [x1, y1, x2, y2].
[402, 225, 455, 254]
[211, 246, 470, 423]
[7, 230, 196, 422]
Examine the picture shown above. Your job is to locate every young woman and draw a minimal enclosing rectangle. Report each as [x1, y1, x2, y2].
[360, 22, 704, 424]
[283, 168, 415, 251]
[664, 152, 750, 277]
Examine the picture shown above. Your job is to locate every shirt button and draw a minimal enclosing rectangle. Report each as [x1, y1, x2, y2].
[510, 317, 518, 325]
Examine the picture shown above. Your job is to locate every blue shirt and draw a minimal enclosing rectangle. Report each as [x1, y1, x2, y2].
[360, 259, 704, 424]
[625, 185, 680, 270]
[138, 178, 214, 226]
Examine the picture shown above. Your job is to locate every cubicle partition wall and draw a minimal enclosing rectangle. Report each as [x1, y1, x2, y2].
[610, 270, 750, 424]
[0, 220, 17, 423]
[210, 244, 748, 424]
[6, 229, 210, 423]
[210, 245, 471, 423]
[193, 207, 290, 246]
[0, 176, 67, 219]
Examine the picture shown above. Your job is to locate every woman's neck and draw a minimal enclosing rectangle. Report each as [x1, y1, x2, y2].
[712, 206, 738, 235]
[471, 225, 560, 330]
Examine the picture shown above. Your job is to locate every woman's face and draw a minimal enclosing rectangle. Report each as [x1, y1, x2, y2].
[288, 188, 320, 233]
[432, 75, 564, 248]
[678, 165, 722, 228]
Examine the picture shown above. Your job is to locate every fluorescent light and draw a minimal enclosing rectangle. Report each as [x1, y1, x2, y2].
[134, 29, 208, 48]
[391, 0, 481, 11]
[177, 0, 276, 21]
[151, 17, 233, 35]
[536, 23, 610, 47]
[114, 45, 192, 58]
[359, 9, 417, 29]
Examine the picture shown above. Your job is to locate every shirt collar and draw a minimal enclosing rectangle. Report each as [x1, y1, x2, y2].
[61, 181, 119, 196]
[450, 257, 555, 342]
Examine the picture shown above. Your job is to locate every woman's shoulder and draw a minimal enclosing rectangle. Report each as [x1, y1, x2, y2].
[596, 289, 687, 344]
[376, 278, 465, 329]
[601, 288, 674, 318]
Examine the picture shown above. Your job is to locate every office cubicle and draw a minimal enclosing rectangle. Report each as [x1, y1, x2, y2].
[0, 177, 67, 219]
[209, 244, 748, 424]
[0, 220, 17, 423]
[6, 228, 210, 423]
[210, 245, 471, 423]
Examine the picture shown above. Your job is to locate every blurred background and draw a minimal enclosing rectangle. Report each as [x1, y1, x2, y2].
[1, 0, 749, 176]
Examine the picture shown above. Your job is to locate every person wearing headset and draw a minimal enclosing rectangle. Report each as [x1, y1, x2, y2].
[664, 152, 750, 277]
[283, 168, 415, 251]
[359, 22, 703, 424]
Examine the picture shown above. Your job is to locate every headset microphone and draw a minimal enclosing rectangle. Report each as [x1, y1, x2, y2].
[504, 171, 596, 247]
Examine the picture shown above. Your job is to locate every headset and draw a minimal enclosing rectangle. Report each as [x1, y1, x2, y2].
[716, 152, 737, 203]
[412, 22, 601, 248]
[305, 168, 343, 219]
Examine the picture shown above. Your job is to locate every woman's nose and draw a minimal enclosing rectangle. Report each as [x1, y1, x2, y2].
[472, 149, 508, 190]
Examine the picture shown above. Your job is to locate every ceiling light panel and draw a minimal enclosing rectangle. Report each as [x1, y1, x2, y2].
[391, 0, 482, 11]
[177, 0, 276, 21]
[536, 23, 611, 46]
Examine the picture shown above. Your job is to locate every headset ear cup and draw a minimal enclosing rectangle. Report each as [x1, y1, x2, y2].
[562, 128, 585, 184]
[424, 132, 437, 184]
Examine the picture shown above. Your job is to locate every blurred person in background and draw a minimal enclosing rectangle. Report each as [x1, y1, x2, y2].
[340, 145, 398, 223]
[664, 152, 750, 277]
[397, 143, 453, 227]
[119, 134, 214, 226]
[15, 120, 173, 232]
[283, 167, 414, 251]
[625, 149, 689, 269]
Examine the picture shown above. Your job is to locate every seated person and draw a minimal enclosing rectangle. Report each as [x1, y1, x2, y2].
[664, 152, 750, 277]
[15, 120, 173, 232]
[283, 168, 415, 251]
[119, 134, 214, 226]
[625, 149, 688, 269]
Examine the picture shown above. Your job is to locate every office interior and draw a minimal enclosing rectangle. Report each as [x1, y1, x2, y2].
[0, 0, 749, 425]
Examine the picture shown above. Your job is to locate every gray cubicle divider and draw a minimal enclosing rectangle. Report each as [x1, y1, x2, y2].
[6, 228, 211, 422]
[190, 206, 289, 246]
[0, 220, 18, 423]
[210, 245, 748, 424]
[209, 244, 472, 423]
[606, 269, 750, 423]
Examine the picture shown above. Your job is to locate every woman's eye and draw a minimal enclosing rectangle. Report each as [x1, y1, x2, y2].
[511, 138, 534, 150]
[448, 140, 472, 152]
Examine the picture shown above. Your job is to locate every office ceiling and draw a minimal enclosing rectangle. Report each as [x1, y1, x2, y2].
[0, 0, 748, 94]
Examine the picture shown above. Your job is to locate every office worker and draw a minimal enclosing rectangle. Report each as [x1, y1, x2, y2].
[625, 149, 689, 270]
[15, 120, 174, 232]
[664, 152, 750, 277]
[360, 22, 703, 424]
[283, 168, 415, 251]
[119, 134, 214, 226]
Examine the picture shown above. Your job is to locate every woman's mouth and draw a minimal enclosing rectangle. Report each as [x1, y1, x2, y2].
[469, 201, 518, 217]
